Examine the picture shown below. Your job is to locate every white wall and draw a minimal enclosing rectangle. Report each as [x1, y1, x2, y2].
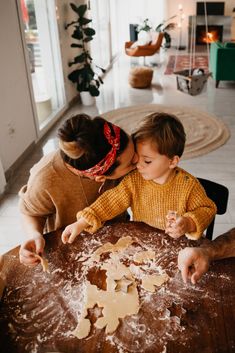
[0, 0, 37, 172]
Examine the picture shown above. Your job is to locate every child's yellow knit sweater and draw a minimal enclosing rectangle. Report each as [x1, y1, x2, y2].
[77, 168, 217, 239]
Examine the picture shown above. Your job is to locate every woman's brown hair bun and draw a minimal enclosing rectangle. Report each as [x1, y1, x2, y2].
[58, 114, 95, 159]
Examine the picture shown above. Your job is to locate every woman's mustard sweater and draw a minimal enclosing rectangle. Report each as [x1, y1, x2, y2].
[77, 168, 217, 239]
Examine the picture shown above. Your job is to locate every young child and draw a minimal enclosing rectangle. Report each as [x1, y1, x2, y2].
[62, 112, 216, 244]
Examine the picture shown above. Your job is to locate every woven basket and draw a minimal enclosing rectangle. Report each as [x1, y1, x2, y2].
[129, 66, 153, 88]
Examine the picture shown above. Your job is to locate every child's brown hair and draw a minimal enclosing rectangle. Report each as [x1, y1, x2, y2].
[133, 112, 186, 158]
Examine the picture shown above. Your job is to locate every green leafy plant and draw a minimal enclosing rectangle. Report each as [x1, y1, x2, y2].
[65, 3, 105, 97]
[136, 18, 152, 33]
[155, 15, 177, 49]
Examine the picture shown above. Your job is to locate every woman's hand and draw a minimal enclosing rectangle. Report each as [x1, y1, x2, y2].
[61, 218, 89, 244]
[178, 247, 210, 284]
[19, 235, 45, 267]
[166, 216, 196, 239]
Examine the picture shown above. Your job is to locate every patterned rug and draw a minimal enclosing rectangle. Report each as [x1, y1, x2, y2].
[164, 55, 209, 75]
[102, 104, 230, 160]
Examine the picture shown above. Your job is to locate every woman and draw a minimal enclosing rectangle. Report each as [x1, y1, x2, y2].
[19, 114, 137, 266]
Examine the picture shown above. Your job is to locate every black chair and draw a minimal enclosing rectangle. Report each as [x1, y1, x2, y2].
[197, 177, 229, 240]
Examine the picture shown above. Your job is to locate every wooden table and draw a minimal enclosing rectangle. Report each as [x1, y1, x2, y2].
[0, 222, 234, 353]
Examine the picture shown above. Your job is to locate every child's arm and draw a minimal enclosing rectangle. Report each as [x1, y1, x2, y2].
[77, 175, 133, 233]
[61, 174, 133, 244]
[181, 180, 216, 240]
[61, 217, 89, 244]
[165, 179, 216, 240]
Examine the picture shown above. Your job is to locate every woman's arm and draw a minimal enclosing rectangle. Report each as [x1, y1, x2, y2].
[20, 213, 46, 239]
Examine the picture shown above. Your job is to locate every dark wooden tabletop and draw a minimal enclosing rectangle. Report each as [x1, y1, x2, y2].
[0, 221, 234, 353]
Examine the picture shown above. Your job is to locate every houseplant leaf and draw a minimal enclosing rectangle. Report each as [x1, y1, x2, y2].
[84, 36, 93, 42]
[83, 27, 96, 36]
[70, 3, 87, 18]
[68, 69, 82, 83]
[79, 17, 92, 25]
[71, 43, 83, 48]
[89, 85, 100, 96]
[77, 4, 87, 17]
[69, 53, 86, 66]
[72, 27, 83, 40]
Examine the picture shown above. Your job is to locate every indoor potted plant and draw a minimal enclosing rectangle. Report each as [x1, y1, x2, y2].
[65, 3, 105, 105]
[155, 15, 177, 49]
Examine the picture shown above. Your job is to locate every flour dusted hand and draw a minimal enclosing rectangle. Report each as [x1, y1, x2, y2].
[19, 235, 45, 266]
[178, 247, 210, 284]
[165, 216, 196, 239]
[61, 218, 89, 244]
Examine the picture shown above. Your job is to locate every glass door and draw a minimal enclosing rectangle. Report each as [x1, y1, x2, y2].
[18, 0, 65, 131]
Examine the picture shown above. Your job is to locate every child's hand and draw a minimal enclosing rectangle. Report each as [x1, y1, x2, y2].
[166, 216, 195, 239]
[61, 218, 88, 244]
[19, 235, 45, 266]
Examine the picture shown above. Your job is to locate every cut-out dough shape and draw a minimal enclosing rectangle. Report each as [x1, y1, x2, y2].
[141, 274, 169, 292]
[35, 254, 49, 273]
[73, 237, 169, 339]
[133, 250, 155, 263]
[73, 280, 139, 338]
[115, 276, 134, 293]
[91, 236, 133, 261]
[73, 250, 138, 338]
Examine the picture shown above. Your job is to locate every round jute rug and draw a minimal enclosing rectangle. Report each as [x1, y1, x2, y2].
[102, 104, 230, 160]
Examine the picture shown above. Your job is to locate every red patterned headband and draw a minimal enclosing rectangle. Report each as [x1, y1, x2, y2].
[66, 122, 121, 177]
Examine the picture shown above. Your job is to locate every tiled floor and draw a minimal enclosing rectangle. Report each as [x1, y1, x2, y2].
[0, 48, 235, 254]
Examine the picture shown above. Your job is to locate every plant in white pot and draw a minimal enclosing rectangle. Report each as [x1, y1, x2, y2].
[65, 3, 105, 105]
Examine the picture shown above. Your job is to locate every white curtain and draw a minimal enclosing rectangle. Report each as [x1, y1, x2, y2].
[90, 0, 112, 68]
[109, 0, 167, 53]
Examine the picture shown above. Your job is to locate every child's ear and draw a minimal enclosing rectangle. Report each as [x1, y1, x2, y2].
[95, 175, 107, 183]
[169, 155, 180, 169]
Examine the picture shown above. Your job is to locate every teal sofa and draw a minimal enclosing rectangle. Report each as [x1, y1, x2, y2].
[209, 42, 235, 88]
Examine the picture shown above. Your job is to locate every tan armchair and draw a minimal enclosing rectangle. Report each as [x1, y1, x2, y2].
[125, 32, 164, 63]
